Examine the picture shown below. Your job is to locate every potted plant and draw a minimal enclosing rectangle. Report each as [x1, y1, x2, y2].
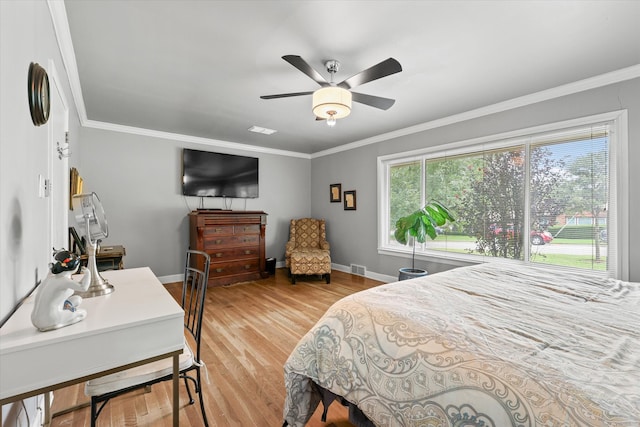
[394, 200, 455, 280]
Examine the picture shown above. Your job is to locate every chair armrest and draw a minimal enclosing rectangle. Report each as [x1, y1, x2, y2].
[285, 241, 295, 254]
[319, 241, 330, 251]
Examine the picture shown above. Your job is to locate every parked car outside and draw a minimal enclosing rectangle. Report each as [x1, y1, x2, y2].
[489, 224, 553, 245]
[530, 230, 554, 245]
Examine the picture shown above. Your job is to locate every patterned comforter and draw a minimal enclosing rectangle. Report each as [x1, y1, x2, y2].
[283, 263, 640, 426]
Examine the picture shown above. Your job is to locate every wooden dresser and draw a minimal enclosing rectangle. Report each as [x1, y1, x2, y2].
[188, 210, 268, 286]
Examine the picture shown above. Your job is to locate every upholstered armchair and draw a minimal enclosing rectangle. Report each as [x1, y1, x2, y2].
[285, 218, 331, 284]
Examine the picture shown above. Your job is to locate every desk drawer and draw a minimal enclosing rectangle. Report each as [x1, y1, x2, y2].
[204, 234, 260, 249]
[207, 247, 260, 261]
[209, 259, 260, 278]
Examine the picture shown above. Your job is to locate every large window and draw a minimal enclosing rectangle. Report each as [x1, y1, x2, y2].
[378, 112, 628, 279]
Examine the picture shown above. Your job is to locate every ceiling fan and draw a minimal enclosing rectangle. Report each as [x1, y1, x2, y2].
[260, 55, 402, 126]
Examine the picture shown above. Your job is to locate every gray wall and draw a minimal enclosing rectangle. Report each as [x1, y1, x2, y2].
[311, 78, 640, 282]
[77, 127, 310, 279]
[0, 1, 83, 321]
[1, 1, 82, 424]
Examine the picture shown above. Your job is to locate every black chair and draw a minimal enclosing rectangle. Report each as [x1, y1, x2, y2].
[85, 250, 211, 426]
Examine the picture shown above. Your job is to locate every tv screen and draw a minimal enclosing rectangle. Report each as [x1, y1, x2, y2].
[182, 149, 259, 198]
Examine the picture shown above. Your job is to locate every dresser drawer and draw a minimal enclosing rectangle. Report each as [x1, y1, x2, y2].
[202, 225, 234, 236]
[204, 234, 260, 249]
[209, 259, 261, 278]
[207, 246, 260, 261]
[234, 224, 260, 234]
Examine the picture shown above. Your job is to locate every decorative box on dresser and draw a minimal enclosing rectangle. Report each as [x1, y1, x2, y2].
[188, 210, 268, 286]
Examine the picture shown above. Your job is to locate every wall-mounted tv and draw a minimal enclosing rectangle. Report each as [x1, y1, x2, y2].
[182, 148, 259, 198]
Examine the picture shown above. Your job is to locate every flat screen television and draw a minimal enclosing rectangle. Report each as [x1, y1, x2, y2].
[182, 148, 259, 198]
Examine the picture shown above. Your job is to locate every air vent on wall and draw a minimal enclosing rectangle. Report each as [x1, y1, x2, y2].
[351, 264, 366, 276]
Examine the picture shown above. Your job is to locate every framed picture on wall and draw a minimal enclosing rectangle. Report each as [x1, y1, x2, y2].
[69, 167, 83, 210]
[330, 183, 342, 202]
[344, 190, 356, 210]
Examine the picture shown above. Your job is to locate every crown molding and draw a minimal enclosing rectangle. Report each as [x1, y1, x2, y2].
[84, 119, 311, 159]
[311, 64, 640, 159]
[47, 1, 309, 159]
[48, 3, 639, 160]
[47, 0, 88, 123]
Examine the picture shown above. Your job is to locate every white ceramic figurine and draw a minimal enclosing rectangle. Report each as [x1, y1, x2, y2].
[31, 249, 92, 331]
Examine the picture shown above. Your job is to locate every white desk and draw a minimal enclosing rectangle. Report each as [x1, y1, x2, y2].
[0, 267, 184, 426]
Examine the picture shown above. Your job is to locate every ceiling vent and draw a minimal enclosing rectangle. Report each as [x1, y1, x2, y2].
[248, 125, 277, 135]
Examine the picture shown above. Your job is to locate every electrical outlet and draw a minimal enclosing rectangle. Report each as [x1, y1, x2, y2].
[38, 174, 45, 198]
[37, 175, 50, 198]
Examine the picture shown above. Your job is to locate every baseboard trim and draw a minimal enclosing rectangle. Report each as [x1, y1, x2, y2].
[158, 262, 395, 285]
[331, 263, 396, 284]
[157, 273, 183, 284]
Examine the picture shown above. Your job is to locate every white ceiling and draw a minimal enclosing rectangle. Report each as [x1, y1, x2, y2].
[63, 0, 640, 155]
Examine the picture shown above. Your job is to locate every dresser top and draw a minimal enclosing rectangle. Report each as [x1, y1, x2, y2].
[189, 210, 267, 216]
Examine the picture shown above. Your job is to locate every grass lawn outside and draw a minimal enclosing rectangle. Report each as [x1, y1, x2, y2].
[430, 234, 607, 271]
[440, 235, 606, 246]
[530, 253, 607, 270]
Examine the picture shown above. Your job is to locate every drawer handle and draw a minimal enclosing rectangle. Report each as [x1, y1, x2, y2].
[244, 265, 251, 270]
[215, 268, 224, 273]
[215, 253, 223, 258]
[215, 228, 223, 232]
[244, 250, 252, 255]
[215, 239, 222, 244]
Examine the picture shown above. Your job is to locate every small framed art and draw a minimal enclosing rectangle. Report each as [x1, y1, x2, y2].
[330, 183, 342, 203]
[344, 190, 356, 210]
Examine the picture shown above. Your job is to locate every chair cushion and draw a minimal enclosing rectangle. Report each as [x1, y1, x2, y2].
[85, 342, 194, 397]
[290, 249, 331, 275]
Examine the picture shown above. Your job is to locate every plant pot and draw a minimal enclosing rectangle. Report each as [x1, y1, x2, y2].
[398, 268, 428, 281]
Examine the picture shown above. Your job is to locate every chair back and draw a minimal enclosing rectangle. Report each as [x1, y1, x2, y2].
[182, 250, 210, 363]
[290, 218, 326, 249]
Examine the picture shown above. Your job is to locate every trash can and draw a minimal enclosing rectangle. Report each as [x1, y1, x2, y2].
[266, 257, 276, 275]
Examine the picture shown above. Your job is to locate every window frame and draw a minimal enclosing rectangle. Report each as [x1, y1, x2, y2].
[377, 110, 629, 280]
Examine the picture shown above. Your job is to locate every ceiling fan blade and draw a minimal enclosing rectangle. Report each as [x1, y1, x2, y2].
[260, 91, 314, 100]
[337, 58, 402, 90]
[351, 92, 396, 110]
[282, 55, 328, 86]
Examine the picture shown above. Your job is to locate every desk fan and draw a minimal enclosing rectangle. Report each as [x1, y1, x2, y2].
[72, 192, 114, 297]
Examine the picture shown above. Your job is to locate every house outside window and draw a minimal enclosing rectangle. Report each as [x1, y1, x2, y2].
[378, 111, 629, 280]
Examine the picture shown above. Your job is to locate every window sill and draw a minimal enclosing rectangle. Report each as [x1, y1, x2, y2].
[378, 245, 612, 278]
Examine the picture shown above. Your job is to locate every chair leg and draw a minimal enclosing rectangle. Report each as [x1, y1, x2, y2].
[325, 273, 330, 284]
[183, 375, 195, 404]
[196, 368, 209, 427]
[91, 396, 112, 427]
[90, 397, 98, 427]
[291, 274, 296, 284]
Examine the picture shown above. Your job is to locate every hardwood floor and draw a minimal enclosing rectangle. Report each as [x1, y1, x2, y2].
[49, 268, 384, 426]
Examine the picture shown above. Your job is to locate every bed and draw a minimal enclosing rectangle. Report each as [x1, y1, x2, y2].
[282, 263, 640, 426]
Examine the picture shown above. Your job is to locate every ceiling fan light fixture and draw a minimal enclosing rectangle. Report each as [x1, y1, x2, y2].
[312, 86, 352, 120]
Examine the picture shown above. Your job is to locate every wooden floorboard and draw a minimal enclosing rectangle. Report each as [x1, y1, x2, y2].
[49, 268, 383, 426]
